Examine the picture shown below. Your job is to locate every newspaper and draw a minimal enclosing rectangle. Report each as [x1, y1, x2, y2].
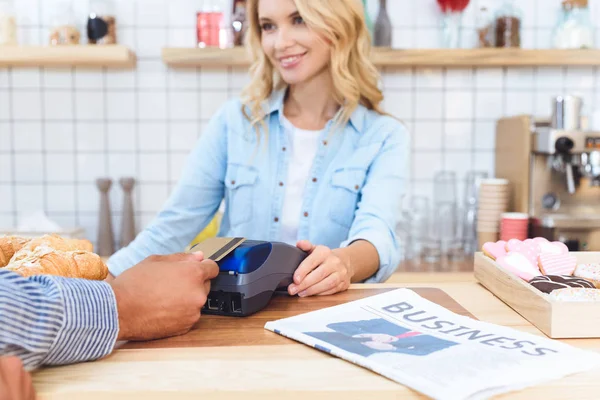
[264, 288, 600, 400]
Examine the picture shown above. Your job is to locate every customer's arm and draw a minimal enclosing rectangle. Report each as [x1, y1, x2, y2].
[1, 253, 218, 371]
[0, 270, 118, 371]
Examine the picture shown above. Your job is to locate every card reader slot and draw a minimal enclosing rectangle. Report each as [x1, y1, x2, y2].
[206, 298, 219, 311]
[205, 291, 243, 314]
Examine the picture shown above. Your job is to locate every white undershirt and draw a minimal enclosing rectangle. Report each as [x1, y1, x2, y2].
[279, 116, 323, 245]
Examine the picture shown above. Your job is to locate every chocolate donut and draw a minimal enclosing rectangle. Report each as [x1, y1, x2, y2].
[528, 275, 595, 294]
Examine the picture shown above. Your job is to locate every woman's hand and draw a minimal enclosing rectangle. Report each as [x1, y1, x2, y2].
[288, 240, 354, 297]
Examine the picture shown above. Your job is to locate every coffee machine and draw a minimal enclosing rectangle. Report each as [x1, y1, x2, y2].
[495, 96, 600, 251]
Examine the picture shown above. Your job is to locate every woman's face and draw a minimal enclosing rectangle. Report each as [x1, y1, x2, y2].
[258, 0, 331, 86]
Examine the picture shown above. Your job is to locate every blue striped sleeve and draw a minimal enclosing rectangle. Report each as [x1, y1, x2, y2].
[0, 270, 119, 370]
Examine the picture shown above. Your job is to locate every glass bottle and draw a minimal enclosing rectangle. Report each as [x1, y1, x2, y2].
[374, 0, 392, 47]
[0, 0, 17, 46]
[88, 0, 117, 45]
[231, 0, 247, 47]
[552, 0, 594, 49]
[197, 0, 210, 48]
[494, 0, 522, 48]
[197, 0, 225, 48]
[49, 1, 81, 46]
[218, 0, 233, 49]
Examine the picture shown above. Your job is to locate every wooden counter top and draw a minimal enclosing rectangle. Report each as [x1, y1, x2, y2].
[32, 277, 600, 400]
[387, 257, 476, 284]
[396, 257, 474, 273]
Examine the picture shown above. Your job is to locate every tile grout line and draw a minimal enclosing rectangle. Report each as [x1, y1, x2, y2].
[71, 66, 80, 226]
[440, 68, 446, 170]
[103, 67, 109, 177]
[165, 3, 172, 194]
[471, 67, 477, 173]
[410, 67, 416, 189]
[8, 67, 17, 226]
[40, 67, 48, 214]
[133, 0, 142, 222]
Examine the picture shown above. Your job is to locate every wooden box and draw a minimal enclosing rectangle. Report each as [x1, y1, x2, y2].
[474, 251, 600, 339]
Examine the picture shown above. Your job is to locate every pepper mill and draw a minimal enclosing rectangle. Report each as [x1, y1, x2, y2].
[119, 177, 136, 248]
[96, 178, 115, 257]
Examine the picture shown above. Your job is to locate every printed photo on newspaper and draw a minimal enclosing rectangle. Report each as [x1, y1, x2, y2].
[264, 289, 600, 400]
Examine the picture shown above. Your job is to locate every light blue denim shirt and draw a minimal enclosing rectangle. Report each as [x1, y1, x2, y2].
[108, 89, 410, 283]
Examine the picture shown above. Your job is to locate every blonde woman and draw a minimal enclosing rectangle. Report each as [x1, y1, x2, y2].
[108, 0, 410, 297]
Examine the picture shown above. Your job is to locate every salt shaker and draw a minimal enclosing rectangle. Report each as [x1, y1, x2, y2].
[96, 178, 115, 257]
[119, 177, 136, 248]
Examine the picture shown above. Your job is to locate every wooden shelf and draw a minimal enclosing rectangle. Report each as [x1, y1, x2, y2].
[163, 47, 600, 68]
[0, 45, 136, 68]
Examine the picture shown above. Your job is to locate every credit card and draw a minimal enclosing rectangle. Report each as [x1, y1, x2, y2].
[188, 237, 246, 261]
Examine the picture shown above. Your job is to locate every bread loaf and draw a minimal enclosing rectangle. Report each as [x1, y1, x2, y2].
[0, 236, 31, 267]
[10, 234, 93, 263]
[5, 247, 108, 280]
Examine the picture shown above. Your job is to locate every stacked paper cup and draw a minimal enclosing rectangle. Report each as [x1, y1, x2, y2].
[477, 179, 510, 245]
[500, 212, 529, 241]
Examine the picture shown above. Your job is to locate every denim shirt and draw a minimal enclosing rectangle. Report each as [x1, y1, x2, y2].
[108, 89, 410, 283]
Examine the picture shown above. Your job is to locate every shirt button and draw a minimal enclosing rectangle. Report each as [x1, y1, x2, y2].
[312, 177, 317, 183]
[274, 217, 279, 222]
[322, 140, 328, 146]
[231, 180, 236, 185]
[279, 182, 284, 186]
[354, 185, 359, 190]
[304, 212, 309, 217]
[282, 147, 287, 152]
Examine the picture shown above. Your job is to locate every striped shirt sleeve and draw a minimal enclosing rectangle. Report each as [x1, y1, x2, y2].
[0, 270, 119, 371]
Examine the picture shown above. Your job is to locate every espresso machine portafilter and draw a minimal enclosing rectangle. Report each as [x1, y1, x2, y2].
[581, 149, 600, 186]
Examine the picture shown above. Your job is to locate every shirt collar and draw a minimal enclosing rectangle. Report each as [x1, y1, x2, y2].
[265, 87, 367, 133]
[348, 103, 366, 132]
[266, 87, 286, 115]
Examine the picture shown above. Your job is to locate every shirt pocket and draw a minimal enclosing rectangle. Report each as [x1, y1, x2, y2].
[328, 167, 367, 228]
[225, 163, 259, 226]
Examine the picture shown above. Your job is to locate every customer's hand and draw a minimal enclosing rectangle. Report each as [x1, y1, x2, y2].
[287, 241, 353, 297]
[109, 252, 219, 341]
[0, 356, 35, 400]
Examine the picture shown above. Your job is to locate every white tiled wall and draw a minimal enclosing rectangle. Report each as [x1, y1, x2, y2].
[1, 0, 599, 249]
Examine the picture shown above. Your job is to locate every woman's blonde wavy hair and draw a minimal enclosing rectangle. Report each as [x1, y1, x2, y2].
[241, 0, 385, 140]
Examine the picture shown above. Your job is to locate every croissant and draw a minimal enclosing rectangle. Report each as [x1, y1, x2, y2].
[10, 234, 93, 264]
[5, 247, 108, 280]
[0, 236, 31, 267]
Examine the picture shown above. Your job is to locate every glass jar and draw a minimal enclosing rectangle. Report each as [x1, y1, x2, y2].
[88, 0, 117, 45]
[49, 1, 81, 45]
[476, 6, 493, 47]
[0, 0, 17, 46]
[196, 0, 232, 49]
[552, 0, 594, 49]
[494, 0, 522, 48]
